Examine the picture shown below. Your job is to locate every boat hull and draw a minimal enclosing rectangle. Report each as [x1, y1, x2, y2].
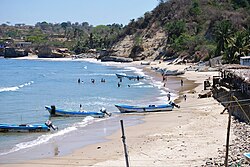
[0, 124, 50, 133]
[45, 106, 105, 118]
[115, 73, 145, 80]
[244, 152, 250, 162]
[115, 104, 173, 113]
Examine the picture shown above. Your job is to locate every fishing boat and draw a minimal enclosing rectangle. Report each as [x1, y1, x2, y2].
[45, 105, 110, 118]
[0, 121, 56, 133]
[115, 102, 179, 113]
[115, 73, 145, 80]
[162, 70, 185, 76]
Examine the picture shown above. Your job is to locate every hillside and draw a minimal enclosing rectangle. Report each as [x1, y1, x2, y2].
[110, 0, 250, 62]
[0, 0, 249, 62]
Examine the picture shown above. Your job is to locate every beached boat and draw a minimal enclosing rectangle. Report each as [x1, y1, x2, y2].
[0, 122, 54, 133]
[115, 102, 179, 113]
[162, 70, 185, 76]
[45, 106, 110, 118]
[115, 73, 145, 80]
[140, 61, 151, 65]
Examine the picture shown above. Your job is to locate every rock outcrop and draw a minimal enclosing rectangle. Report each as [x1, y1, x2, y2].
[111, 25, 166, 61]
[4, 48, 28, 58]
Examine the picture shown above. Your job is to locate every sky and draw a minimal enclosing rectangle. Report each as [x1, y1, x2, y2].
[0, 0, 159, 26]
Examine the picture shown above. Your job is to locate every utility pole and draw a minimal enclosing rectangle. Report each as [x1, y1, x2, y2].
[224, 106, 232, 167]
[225, 95, 233, 167]
[120, 120, 129, 167]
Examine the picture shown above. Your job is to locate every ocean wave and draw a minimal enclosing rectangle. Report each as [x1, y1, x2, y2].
[134, 85, 154, 88]
[0, 81, 34, 93]
[131, 82, 144, 86]
[81, 73, 115, 76]
[0, 117, 96, 156]
[124, 66, 145, 76]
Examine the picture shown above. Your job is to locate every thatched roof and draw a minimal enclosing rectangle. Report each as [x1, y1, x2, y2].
[221, 64, 250, 83]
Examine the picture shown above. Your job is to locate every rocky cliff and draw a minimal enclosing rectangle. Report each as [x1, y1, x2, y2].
[110, 0, 250, 62]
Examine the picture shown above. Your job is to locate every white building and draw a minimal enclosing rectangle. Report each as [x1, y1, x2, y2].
[240, 56, 250, 66]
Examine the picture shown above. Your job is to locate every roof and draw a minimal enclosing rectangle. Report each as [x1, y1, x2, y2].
[221, 64, 250, 83]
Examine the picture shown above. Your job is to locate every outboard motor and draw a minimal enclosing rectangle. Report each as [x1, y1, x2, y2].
[100, 107, 112, 117]
[50, 105, 56, 115]
[45, 120, 58, 130]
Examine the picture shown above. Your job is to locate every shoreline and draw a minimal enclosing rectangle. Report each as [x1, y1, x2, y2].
[0, 57, 232, 166]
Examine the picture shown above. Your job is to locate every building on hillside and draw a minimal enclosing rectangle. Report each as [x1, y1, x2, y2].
[240, 56, 250, 66]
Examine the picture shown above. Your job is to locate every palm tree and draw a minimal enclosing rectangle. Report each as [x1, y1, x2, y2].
[226, 30, 250, 63]
[214, 20, 234, 57]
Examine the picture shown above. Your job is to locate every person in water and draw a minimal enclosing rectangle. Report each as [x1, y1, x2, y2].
[80, 104, 83, 112]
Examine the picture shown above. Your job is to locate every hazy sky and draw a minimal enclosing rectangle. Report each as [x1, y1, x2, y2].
[0, 0, 159, 26]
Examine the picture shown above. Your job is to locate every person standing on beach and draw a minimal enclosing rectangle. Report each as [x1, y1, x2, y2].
[181, 79, 183, 86]
[183, 94, 187, 101]
[167, 92, 171, 101]
[163, 75, 167, 82]
[118, 82, 121, 87]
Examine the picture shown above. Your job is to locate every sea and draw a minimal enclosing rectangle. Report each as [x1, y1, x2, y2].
[0, 58, 177, 163]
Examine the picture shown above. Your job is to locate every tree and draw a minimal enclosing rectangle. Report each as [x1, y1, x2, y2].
[224, 30, 250, 63]
[231, 0, 249, 9]
[189, 0, 201, 16]
[61, 22, 68, 38]
[213, 20, 234, 57]
[165, 20, 186, 43]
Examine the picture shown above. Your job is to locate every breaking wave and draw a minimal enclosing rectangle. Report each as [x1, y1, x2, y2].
[0, 81, 34, 93]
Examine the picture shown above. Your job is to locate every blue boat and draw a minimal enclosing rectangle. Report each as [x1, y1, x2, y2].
[115, 102, 179, 113]
[115, 73, 145, 80]
[45, 106, 110, 118]
[244, 152, 250, 162]
[0, 123, 53, 132]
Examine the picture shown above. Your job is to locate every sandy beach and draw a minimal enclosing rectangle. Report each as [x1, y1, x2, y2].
[0, 57, 233, 167]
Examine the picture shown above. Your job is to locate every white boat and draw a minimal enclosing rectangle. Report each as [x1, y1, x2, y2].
[115, 102, 179, 113]
[163, 70, 185, 76]
[115, 73, 145, 80]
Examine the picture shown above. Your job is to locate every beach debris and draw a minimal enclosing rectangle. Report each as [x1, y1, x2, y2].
[198, 90, 212, 98]
[203, 118, 250, 166]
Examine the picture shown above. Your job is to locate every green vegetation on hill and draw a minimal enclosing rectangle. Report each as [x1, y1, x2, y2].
[0, 21, 124, 54]
[112, 0, 250, 63]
